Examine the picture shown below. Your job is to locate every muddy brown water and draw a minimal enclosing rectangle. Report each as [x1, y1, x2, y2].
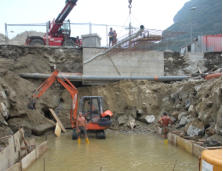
[28, 131, 198, 171]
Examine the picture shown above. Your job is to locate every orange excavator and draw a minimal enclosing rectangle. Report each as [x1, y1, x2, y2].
[28, 70, 112, 139]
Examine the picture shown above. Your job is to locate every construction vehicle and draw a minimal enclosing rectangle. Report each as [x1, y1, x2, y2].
[26, 0, 81, 47]
[28, 70, 112, 139]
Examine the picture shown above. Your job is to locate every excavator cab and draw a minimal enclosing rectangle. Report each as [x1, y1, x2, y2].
[73, 96, 113, 139]
[79, 96, 103, 122]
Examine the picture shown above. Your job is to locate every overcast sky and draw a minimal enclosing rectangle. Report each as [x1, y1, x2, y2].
[0, 0, 189, 44]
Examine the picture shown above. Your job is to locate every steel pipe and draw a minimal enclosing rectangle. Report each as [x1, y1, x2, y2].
[20, 73, 189, 81]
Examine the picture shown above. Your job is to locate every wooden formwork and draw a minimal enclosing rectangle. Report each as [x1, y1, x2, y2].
[0, 128, 47, 171]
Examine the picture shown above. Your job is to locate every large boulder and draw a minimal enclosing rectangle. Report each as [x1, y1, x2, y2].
[127, 116, 136, 129]
[144, 115, 155, 124]
[117, 115, 128, 126]
[204, 134, 222, 147]
[185, 119, 204, 137]
[178, 112, 188, 120]
[205, 125, 216, 136]
[179, 116, 189, 127]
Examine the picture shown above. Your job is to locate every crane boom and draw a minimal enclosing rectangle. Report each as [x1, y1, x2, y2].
[25, 0, 81, 47]
[49, 0, 77, 36]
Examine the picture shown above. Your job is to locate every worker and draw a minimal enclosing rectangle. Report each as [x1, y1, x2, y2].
[108, 28, 114, 47]
[158, 112, 172, 138]
[76, 113, 90, 144]
[112, 30, 117, 45]
[75, 36, 81, 46]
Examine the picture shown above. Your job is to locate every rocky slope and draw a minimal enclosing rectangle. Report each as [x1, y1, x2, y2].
[77, 78, 221, 133]
[0, 45, 82, 147]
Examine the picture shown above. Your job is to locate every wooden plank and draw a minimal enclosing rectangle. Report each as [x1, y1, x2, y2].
[206, 146, 222, 150]
[0, 128, 25, 171]
[49, 108, 66, 132]
[21, 150, 37, 170]
[55, 122, 61, 137]
[21, 141, 48, 170]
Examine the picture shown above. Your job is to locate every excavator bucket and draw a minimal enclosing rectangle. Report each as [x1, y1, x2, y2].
[27, 99, 36, 110]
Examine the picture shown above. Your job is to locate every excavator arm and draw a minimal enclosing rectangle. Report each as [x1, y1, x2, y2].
[56, 77, 78, 128]
[28, 70, 78, 128]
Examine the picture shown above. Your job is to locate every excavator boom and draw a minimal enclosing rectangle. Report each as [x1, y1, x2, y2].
[28, 70, 78, 128]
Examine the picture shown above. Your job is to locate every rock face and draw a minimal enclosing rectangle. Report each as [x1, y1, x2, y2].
[78, 76, 222, 139]
[0, 45, 82, 145]
[0, 45, 82, 74]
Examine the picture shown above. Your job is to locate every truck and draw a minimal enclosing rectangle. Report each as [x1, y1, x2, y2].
[25, 0, 81, 47]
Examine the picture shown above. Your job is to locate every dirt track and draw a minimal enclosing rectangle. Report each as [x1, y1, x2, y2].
[0, 45, 221, 148]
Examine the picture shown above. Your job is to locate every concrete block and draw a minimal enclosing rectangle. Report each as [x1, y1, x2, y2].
[168, 133, 177, 146]
[36, 141, 48, 158]
[192, 143, 206, 158]
[176, 136, 193, 154]
[21, 150, 37, 170]
[157, 127, 162, 135]
[82, 34, 101, 47]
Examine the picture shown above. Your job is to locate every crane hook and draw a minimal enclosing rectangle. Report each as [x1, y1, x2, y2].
[128, 0, 132, 8]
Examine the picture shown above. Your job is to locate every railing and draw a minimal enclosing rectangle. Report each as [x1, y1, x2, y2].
[4, 22, 162, 47]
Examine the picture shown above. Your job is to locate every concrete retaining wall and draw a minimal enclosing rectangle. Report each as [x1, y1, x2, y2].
[83, 48, 164, 77]
[168, 132, 207, 158]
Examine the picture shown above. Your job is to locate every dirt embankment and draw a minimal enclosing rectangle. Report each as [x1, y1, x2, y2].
[0, 45, 82, 147]
[0, 45, 221, 148]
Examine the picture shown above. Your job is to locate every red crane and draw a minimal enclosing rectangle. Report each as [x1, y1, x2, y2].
[26, 0, 81, 47]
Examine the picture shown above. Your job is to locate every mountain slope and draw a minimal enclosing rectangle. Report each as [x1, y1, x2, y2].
[161, 0, 222, 51]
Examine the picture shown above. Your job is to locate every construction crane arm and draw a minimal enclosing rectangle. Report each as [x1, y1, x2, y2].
[49, 0, 78, 35]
